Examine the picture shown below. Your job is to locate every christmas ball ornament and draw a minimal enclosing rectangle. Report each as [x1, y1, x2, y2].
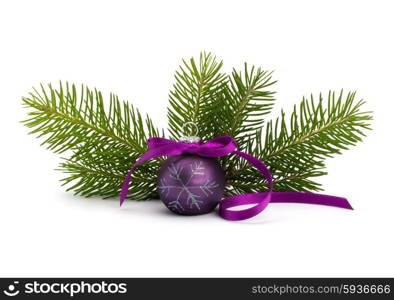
[157, 155, 226, 215]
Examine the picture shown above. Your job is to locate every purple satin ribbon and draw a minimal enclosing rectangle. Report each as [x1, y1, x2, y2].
[120, 136, 353, 221]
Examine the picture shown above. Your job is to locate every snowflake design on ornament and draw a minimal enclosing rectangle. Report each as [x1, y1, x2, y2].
[158, 160, 219, 213]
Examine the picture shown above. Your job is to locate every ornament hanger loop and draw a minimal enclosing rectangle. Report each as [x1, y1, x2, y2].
[182, 122, 199, 136]
[180, 122, 200, 143]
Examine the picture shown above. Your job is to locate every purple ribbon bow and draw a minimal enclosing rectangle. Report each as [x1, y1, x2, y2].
[120, 136, 353, 221]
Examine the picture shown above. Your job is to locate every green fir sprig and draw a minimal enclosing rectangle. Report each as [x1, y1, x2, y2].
[22, 52, 372, 199]
[226, 91, 372, 195]
[22, 83, 163, 199]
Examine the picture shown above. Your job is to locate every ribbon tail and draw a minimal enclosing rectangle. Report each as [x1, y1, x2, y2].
[270, 192, 353, 210]
[119, 151, 165, 206]
[219, 193, 272, 221]
[218, 151, 353, 221]
[119, 168, 134, 206]
[219, 151, 274, 221]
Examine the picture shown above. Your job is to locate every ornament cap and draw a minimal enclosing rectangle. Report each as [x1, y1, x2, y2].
[179, 135, 201, 143]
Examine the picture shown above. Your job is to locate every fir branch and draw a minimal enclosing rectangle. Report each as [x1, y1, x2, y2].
[226, 91, 372, 194]
[58, 152, 160, 199]
[227, 64, 276, 138]
[167, 52, 227, 139]
[200, 64, 276, 142]
[22, 82, 163, 199]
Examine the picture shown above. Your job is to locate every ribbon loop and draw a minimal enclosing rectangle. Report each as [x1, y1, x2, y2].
[120, 136, 353, 221]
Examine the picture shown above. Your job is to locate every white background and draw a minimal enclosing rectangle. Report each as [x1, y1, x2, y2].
[0, 0, 393, 277]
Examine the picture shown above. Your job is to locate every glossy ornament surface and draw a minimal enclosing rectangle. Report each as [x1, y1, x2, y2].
[157, 155, 226, 215]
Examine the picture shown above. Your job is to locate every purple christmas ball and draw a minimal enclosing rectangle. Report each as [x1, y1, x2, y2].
[157, 155, 226, 215]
